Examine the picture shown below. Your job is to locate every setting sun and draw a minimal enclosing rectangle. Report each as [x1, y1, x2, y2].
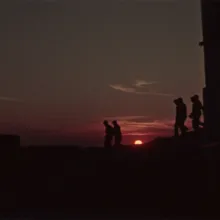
[134, 140, 143, 145]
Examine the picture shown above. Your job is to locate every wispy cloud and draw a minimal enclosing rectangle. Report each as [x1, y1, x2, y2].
[110, 80, 173, 97]
[104, 116, 148, 121]
[104, 115, 174, 137]
[0, 97, 22, 102]
[109, 84, 137, 93]
[134, 80, 158, 88]
[120, 119, 174, 133]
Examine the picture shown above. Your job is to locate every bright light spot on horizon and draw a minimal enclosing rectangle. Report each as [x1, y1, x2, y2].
[134, 140, 143, 145]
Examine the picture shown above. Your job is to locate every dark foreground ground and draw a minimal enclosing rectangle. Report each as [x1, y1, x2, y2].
[0, 135, 219, 219]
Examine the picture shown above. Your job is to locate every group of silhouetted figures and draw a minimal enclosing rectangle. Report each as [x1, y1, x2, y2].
[173, 94, 204, 137]
[102, 94, 204, 147]
[103, 120, 122, 148]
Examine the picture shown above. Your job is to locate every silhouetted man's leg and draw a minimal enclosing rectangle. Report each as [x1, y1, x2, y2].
[104, 136, 112, 148]
[192, 118, 199, 132]
[192, 119, 196, 131]
[174, 123, 179, 137]
[119, 136, 122, 145]
[180, 123, 186, 137]
[184, 125, 188, 131]
[104, 137, 108, 148]
[109, 137, 113, 148]
[117, 136, 122, 146]
[114, 136, 121, 147]
[114, 138, 117, 147]
[183, 118, 188, 132]
[199, 120, 204, 127]
[180, 118, 188, 136]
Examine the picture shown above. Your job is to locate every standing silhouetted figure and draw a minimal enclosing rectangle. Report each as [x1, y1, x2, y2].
[112, 120, 122, 147]
[189, 95, 204, 132]
[174, 97, 188, 137]
[103, 120, 113, 148]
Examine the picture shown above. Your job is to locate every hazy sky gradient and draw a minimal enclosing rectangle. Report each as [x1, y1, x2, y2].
[0, 0, 204, 146]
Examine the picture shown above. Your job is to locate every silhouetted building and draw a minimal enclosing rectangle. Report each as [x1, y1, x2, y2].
[0, 134, 20, 147]
[200, 0, 220, 141]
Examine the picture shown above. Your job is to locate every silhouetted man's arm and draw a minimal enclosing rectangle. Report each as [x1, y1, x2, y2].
[199, 41, 204, 46]
[201, 105, 204, 115]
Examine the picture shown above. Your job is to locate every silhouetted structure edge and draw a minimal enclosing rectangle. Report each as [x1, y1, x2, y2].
[201, 0, 220, 141]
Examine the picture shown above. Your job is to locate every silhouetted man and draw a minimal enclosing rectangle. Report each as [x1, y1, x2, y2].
[112, 120, 122, 146]
[189, 95, 204, 131]
[174, 97, 188, 137]
[103, 120, 113, 148]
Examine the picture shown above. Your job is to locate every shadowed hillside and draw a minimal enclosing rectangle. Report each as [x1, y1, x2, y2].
[0, 131, 219, 219]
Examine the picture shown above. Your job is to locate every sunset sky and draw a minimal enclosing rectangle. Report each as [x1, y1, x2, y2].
[0, 0, 204, 146]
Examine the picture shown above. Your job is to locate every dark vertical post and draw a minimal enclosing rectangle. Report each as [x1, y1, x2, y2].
[201, 0, 220, 141]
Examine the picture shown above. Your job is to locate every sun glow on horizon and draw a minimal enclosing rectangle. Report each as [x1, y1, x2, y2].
[134, 140, 143, 145]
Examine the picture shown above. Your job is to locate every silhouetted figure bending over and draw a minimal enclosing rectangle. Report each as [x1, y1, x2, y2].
[189, 95, 204, 132]
[103, 120, 113, 148]
[174, 97, 188, 137]
[112, 120, 122, 147]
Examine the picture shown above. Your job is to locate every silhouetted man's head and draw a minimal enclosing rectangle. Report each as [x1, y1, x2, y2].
[103, 120, 109, 126]
[193, 94, 199, 100]
[177, 97, 183, 103]
[112, 120, 118, 126]
[191, 95, 199, 103]
[174, 99, 178, 105]
[174, 97, 183, 105]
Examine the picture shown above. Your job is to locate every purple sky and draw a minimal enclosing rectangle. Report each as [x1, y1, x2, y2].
[0, 0, 204, 146]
